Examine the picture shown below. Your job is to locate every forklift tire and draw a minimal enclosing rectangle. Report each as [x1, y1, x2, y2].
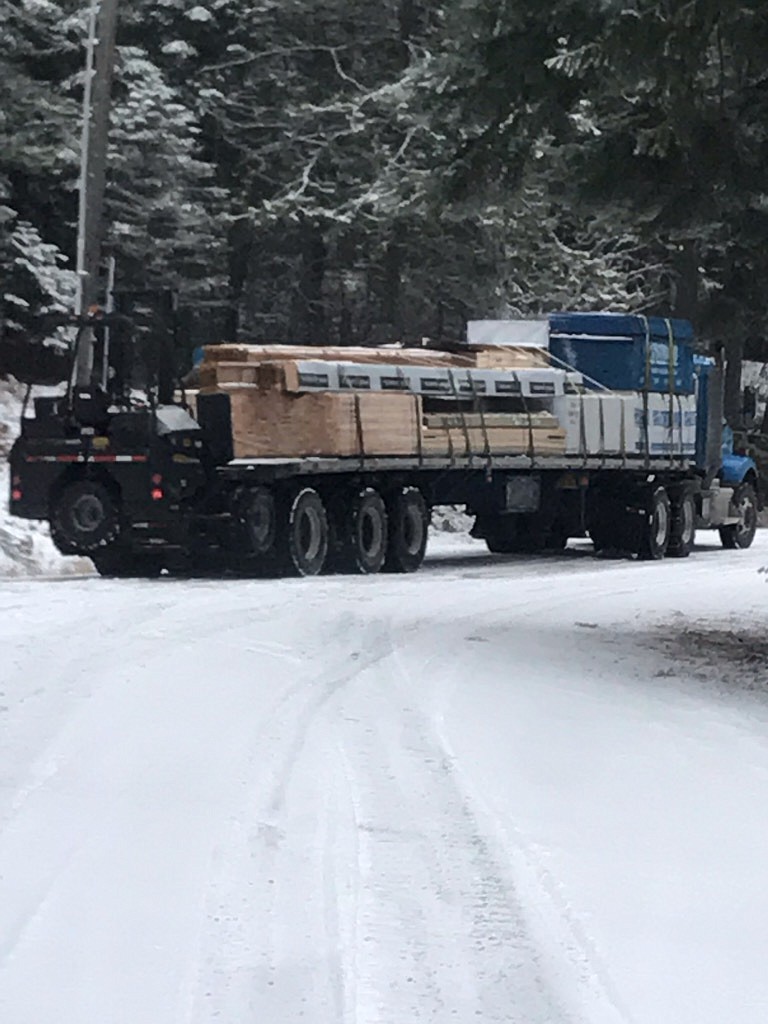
[719, 483, 758, 550]
[667, 491, 696, 558]
[50, 480, 120, 555]
[278, 487, 329, 576]
[383, 487, 428, 573]
[329, 487, 389, 575]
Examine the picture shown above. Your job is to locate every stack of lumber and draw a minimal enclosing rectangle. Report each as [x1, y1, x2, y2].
[421, 411, 566, 457]
[197, 343, 561, 460]
[220, 385, 421, 459]
[198, 343, 548, 388]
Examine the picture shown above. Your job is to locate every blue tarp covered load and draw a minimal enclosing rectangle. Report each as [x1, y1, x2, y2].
[548, 312, 695, 395]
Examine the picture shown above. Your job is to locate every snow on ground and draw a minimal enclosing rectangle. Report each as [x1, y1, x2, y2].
[1, 535, 767, 1024]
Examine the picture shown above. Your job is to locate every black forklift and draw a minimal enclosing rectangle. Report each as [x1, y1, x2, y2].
[7, 304, 223, 576]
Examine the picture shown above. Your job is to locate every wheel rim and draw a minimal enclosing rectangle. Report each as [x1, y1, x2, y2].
[403, 504, 424, 554]
[246, 492, 274, 552]
[360, 507, 383, 558]
[71, 494, 106, 534]
[298, 506, 323, 562]
[653, 500, 669, 548]
[680, 498, 695, 545]
[737, 495, 757, 540]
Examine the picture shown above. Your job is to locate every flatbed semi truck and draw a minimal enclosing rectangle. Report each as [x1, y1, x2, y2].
[7, 313, 760, 577]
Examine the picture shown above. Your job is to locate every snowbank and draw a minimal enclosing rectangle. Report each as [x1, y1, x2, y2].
[0, 378, 90, 577]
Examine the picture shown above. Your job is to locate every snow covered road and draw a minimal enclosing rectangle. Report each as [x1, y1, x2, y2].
[1, 537, 767, 1024]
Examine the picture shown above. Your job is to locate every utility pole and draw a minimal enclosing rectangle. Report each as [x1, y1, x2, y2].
[74, 0, 120, 386]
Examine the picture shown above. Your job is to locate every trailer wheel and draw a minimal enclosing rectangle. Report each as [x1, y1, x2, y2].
[279, 487, 329, 576]
[638, 486, 671, 560]
[50, 479, 120, 554]
[384, 487, 428, 573]
[668, 491, 696, 558]
[237, 485, 277, 556]
[719, 483, 758, 550]
[329, 487, 389, 575]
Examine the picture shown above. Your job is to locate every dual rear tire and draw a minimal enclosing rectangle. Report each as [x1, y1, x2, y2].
[588, 485, 696, 560]
[236, 483, 429, 577]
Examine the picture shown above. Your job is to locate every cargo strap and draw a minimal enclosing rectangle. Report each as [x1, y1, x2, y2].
[468, 372, 493, 474]
[395, 364, 423, 467]
[353, 393, 366, 466]
[512, 369, 536, 464]
[578, 393, 587, 464]
[666, 318, 676, 467]
[447, 368, 472, 464]
[641, 314, 651, 467]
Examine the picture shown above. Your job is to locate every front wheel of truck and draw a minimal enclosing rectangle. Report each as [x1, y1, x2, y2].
[719, 483, 758, 550]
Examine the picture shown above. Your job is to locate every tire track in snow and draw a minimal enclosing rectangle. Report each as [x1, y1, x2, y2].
[0, 584, 317, 1017]
[328, 627, 635, 1024]
[186, 616, 394, 1024]
[331, 656, 572, 1023]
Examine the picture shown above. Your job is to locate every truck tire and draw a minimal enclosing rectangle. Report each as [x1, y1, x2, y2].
[667, 491, 696, 558]
[638, 486, 671, 560]
[278, 487, 329, 576]
[237, 485, 277, 556]
[50, 479, 120, 554]
[331, 487, 389, 575]
[719, 483, 758, 550]
[384, 487, 429, 573]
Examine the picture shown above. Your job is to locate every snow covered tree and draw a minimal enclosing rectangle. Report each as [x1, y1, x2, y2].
[0, 0, 80, 369]
[105, 48, 227, 303]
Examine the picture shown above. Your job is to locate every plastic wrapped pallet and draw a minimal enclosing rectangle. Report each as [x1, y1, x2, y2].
[552, 392, 697, 457]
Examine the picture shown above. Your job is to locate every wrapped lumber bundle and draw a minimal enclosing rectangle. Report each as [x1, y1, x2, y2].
[196, 343, 564, 461]
[198, 341, 547, 388]
[420, 411, 566, 457]
[205, 383, 421, 459]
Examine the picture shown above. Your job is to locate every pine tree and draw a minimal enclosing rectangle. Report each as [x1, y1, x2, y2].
[0, 0, 80, 364]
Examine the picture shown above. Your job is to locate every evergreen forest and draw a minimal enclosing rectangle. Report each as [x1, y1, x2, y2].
[2, 0, 767, 380]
